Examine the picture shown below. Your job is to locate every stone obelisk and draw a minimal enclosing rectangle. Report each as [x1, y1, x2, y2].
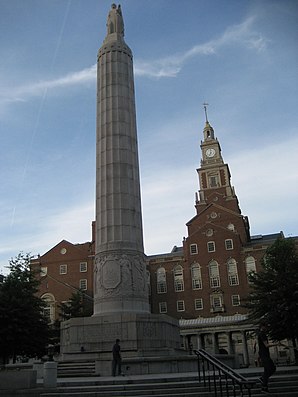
[94, 4, 149, 315]
[60, 6, 181, 373]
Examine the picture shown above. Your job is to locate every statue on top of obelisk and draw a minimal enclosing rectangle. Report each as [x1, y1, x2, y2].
[107, 4, 124, 36]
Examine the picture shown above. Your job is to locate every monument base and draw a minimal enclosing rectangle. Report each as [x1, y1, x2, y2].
[60, 312, 185, 375]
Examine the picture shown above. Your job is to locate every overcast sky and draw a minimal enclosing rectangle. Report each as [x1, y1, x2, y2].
[1, 0, 297, 274]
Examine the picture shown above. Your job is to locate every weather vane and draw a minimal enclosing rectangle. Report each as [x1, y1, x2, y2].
[203, 102, 209, 123]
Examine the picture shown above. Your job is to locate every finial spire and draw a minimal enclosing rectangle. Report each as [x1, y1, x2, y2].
[203, 102, 209, 123]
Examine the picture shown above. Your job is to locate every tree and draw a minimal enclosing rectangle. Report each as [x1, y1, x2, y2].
[0, 253, 50, 364]
[58, 290, 93, 321]
[245, 238, 298, 363]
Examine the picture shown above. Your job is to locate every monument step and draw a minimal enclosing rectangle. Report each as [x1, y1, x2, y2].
[40, 372, 298, 397]
[58, 361, 96, 377]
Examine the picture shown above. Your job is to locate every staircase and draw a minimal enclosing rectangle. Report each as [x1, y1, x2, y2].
[41, 367, 298, 397]
[58, 361, 95, 377]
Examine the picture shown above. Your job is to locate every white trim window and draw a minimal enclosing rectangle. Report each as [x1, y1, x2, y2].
[245, 256, 256, 283]
[177, 300, 185, 312]
[207, 241, 216, 252]
[59, 264, 67, 275]
[225, 239, 233, 250]
[209, 261, 220, 287]
[41, 293, 55, 324]
[174, 265, 184, 292]
[159, 302, 167, 314]
[227, 258, 239, 286]
[157, 267, 167, 294]
[80, 262, 87, 272]
[210, 293, 224, 312]
[190, 244, 198, 255]
[195, 298, 203, 310]
[232, 294, 240, 306]
[79, 279, 87, 291]
[191, 264, 202, 289]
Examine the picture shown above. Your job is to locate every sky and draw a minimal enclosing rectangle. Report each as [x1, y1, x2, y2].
[1, 0, 297, 274]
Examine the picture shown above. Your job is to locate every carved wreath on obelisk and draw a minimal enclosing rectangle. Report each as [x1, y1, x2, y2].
[94, 252, 147, 298]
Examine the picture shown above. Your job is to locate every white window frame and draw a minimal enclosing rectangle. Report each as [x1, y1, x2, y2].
[209, 261, 220, 288]
[157, 267, 167, 294]
[195, 298, 203, 310]
[79, 279, 87, 291]
[177, 300, 185, 312]
[60, 264, 67, 275]
[80, 262, 88, 272]
[225, 239, 234, 250]
[245, 256, 256, 283]
[207, 241, 215, 252]
[159, 302, 167, 314]
[190, 244, 198, 255]
[191, 264, 202, 290]
[174, 265, 184, 292]
[210, 294, 224, 312]
[40, 267, 47, 277]
[227, 259, 239, 286]
[232, 294, 240, 306]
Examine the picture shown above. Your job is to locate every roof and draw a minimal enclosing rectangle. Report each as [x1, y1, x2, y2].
[147, 246, 184, 260]
[179, 314, 248, 328]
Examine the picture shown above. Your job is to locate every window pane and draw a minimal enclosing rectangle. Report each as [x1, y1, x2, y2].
[227, 259, 239, 286]
[174, 265, 184, 292]
[207, 241, 215, 252]
[80, 262, 87, 272]
[177, 300, 185, 312]
[79, 279, 87, 290]
[157, 267, 167, 293]
[209, 261, 220, 287]
[191, 265, 202, 289]
[195, 298, 203, 310]
[159, 302, 167, 313]
[60, 264, 67, 275]
[225, 239, 233, 250]
[190, 244, 198, 254]
[232, 295, 240, 306]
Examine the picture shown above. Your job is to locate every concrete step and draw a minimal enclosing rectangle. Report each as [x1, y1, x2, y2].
[40, 372, 298, 397]
[57, 361, 96, 377]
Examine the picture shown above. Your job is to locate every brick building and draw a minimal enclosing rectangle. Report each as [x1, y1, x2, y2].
[31, 119, 295, 365]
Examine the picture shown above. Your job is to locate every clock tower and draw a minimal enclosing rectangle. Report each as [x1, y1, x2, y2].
[185, 115, 250, 255]
[196, 120, 243, 217]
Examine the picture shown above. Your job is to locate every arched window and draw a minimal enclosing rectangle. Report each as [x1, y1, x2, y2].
[174, 265, 184, 292]
[209, 260, 220, 288]
[191, 263, 202, 289]
[245, 256, 256, 282]
[41, 293, 56, 324]
[227, 258, 239, 286]
[156, 267, 167, 293]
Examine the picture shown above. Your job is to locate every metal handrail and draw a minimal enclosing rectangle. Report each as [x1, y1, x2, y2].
[194, 349, 255, 397]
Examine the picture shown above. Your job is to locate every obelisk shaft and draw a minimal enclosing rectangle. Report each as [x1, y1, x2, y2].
[94, 5, 149, 315]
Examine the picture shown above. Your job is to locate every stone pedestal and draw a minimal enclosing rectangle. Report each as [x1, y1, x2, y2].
[60, 313, 183, 374]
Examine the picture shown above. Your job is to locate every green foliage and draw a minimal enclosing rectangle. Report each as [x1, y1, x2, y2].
[245, 238, 298, 342]
[58, 290, 93, 321]
[0, 253, 50, 363]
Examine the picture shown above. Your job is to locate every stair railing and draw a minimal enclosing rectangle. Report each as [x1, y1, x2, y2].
[194, 349, 255, 397]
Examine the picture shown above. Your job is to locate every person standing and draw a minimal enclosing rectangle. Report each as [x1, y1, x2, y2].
[257, 322, 277, 393]
[112, 339, 122, 376]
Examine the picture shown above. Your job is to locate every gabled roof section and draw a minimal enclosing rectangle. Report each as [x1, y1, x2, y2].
[39, 239, 92, 262]
[187, 202, 243, 227]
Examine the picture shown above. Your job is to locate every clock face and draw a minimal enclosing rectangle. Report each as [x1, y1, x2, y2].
[206, 148, 216, 158]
